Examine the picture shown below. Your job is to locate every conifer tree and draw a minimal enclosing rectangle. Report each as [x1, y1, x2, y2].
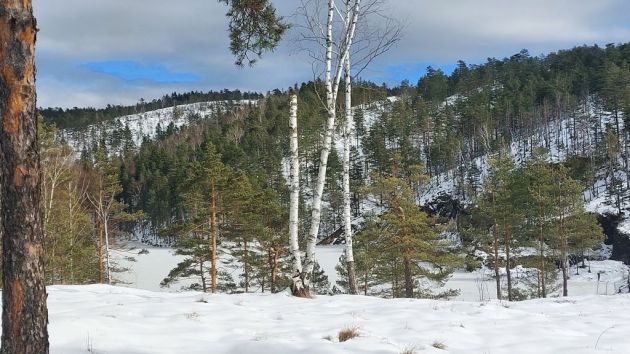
[86, 147, 133, 284]
[364, 156, 458, 298]
[549, 164, 603, 296]
[524, 149, 557, 298]
[475, 151, 525, 300]
[0, 0, 49, 351]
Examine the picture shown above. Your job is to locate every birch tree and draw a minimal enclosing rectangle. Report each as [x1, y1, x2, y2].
[0, 0, 49, 352]
[288, 94, 308, 295]
[294, 0, 400, 295]
[343, 50, 358, 294]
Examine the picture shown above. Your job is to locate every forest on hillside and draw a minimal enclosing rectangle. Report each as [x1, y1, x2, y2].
[30, 42, 630, 300]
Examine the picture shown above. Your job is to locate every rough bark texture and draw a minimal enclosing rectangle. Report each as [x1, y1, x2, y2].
[0, 1, 50, 353]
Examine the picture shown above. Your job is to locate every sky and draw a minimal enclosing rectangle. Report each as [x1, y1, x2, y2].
[34, 0, 630, 108]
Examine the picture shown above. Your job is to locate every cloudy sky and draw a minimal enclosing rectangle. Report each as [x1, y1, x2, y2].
[34, 0, 630, 108]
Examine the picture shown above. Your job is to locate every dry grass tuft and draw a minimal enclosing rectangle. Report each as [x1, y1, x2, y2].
[432, 340, 447, 350]
[338, 327, 360, 342]
[400, 346, 417, 354]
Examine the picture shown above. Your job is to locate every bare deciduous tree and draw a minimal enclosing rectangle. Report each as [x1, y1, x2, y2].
[291, 0, 400, 296]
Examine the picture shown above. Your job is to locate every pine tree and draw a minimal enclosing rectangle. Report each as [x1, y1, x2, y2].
[477, 151, 527, 300]
[0, 0, 49, 351]
[335, 216, 384, 295]
[364, 156, 459, 298]
[523, 149, 559, 298]
[549, 164, 604, 296]
[86, 146, 134, 284]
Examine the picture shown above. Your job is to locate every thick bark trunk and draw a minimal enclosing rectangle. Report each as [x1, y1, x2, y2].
[0, 1, 49, 352]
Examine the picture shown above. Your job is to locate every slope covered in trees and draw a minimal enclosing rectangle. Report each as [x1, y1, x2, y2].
[36, 42, 630, 300]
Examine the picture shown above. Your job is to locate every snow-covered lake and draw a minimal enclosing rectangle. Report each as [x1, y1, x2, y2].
[113, 243, 629, 300]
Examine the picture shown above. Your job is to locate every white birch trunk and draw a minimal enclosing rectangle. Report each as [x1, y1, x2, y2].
[343, 48, 358, 295]
[288, 94, 306, 295]
[303, 0, 361, 289]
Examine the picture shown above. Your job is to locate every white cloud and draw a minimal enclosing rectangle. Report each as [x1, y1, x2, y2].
[33, 0, 630, 108]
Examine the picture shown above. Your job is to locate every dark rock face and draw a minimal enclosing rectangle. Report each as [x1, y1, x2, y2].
[423, 193, 466, 220]
[598, 213, 630, 264]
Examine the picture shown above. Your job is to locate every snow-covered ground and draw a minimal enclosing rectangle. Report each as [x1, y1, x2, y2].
[31, 284, 630, 353]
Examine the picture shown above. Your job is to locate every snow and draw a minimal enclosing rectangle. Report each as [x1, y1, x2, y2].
[61, 100, 255, 153]
[18, 284, 630, 353]
[316, 244, 345, 285]
[443, 260, 629, 301]
[111, 242, 187, 292]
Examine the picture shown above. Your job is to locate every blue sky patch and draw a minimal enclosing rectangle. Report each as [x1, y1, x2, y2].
[83, 60, 200, 84]
[384, 61, 459, 85]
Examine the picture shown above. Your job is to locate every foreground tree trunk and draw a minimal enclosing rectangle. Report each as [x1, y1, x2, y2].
[343, 51, 358, 295]
[288, 94, 308, 296]
[0, 1, 50, 352]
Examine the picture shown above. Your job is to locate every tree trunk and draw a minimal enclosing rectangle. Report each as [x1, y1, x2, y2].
[97, 219, 105, 283]
[403, 249, 413, 298]
[243, 239, 249, 293]
[0, 1, 49, 352]
[200, 259, 207, 292]
[539, 223, 546, 298]
[303, 0, 361, 290]
[561, 219, 568, 297]
[103, 216, 111, 285]
[343, 50, 358, 295]
[491, 233, 502, 300]
[504, 225, 512, 301]
[287, 94, 307, 297]
[269, 246, 280, 293]
[211, 179, 218, 294]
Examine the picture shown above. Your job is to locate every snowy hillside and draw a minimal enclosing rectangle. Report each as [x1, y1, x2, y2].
[419, 96, 620, 205]
[60, 99, 256, 153]
[28, 285, 630, 353]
